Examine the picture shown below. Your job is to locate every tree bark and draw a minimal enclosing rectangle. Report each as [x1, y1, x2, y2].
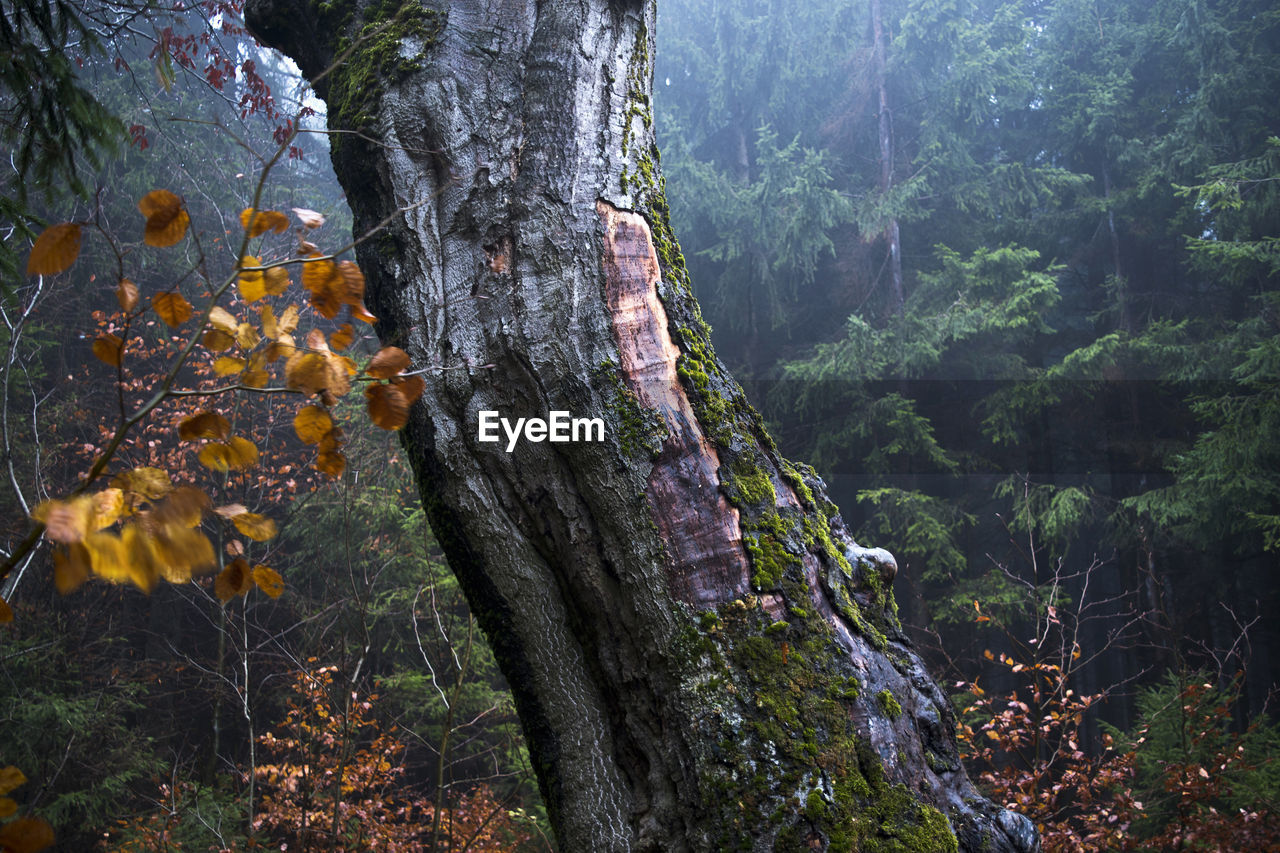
[245, 1, 1039, 850]
[870, 0, 904, 315]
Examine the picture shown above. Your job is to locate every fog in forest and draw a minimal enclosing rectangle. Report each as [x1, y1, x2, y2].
[1, 0, 1278, 848]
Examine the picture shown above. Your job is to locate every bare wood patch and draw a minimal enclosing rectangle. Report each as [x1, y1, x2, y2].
[597, 200, 750, 607]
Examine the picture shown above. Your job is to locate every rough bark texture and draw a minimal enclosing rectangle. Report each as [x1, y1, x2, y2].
[244, 2, 1041, 850]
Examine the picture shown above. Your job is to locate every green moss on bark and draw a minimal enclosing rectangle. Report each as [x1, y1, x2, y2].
[320, 0, 443, 158]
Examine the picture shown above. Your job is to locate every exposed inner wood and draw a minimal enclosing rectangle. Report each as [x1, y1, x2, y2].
[597, 200, 750, 608]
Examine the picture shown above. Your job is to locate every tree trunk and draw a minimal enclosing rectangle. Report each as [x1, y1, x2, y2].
[244, 2, 1038, 850]
[871, 0, 904, 315]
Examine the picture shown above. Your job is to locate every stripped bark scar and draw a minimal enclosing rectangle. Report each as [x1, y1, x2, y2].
[597, 200, 750, 607]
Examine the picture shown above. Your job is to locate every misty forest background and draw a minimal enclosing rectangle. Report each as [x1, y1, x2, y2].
[2, 0, 1279, 849]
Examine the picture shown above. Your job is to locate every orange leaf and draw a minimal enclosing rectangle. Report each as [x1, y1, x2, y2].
[116, 278, 140, 312]
[301, 253, 337, 293]
[152, 291, 194, 326]
[365, 383, 410, 430]
[391, 374, 425, 405]
[252, 565, 285, 598]
[316, 450, 346, 478]
[366, 346, 410, 379]
[294, 405, 333, 445]
[350, 302, 378, 324]
[92, 334, 124, 367]
[305, 327, 331, 354]
[0, 596, 11, 624]
[139, 189, 190, 247]
[178, 411, 231, 441]
[0, 815, 55, 853]
[26, 223, 82, 276]
[215, 558, 253, 602]
[336, 260, 365, 307]
[330, 323, 355, 351]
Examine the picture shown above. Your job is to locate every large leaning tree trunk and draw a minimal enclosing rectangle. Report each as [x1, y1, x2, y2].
[245, 2, 1039, 850]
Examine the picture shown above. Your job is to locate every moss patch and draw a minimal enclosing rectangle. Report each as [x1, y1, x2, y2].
[878, 689, 903, 720]
[321, 0, 443, 158]
[597, 360, 667, 458]
[685, 597, 957, 851]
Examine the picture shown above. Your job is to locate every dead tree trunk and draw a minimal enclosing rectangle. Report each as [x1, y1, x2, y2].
[245, 1, 1039, 850]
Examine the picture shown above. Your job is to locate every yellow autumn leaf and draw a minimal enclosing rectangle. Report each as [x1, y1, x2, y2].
[53, 547, 90, 594]
[111, 466, 173, 500]
[293, 405, 333, 445]
[33, 497, 92, 544]
[0, 797, 18, 818]
[84, 530, 150, 591]
[90, 488, 124, 531]
[284, 351, 331, 396]
[152, 291, 193, 326]
[264, 266, 290, 296]
[243, 351, 271, 388]
[225, 436, 259, 469]
[252, 565, 285, 598]
[239, 207, 290, 238]
[198, 443, 233, 472]
[92, 334, 124, 367]
[213, 356, 246, 376]
[116, 278, 140, 312]
[178, 411, 231, 441]
[301, 253, 337, 293]
[232, 512, 277, 542]
[261, 305, 279, 340]
[236, 322, 261, 350]
[238, 255, 266, 302]
[145, 523, 216, 582]
[139, 189, 190, 247]
[208, 305, 238, 335]
[154, 486, 210, 529]
[202, 329, 235, 352]
[26, 223, 82, 276]
[0, 767, 26, 796]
